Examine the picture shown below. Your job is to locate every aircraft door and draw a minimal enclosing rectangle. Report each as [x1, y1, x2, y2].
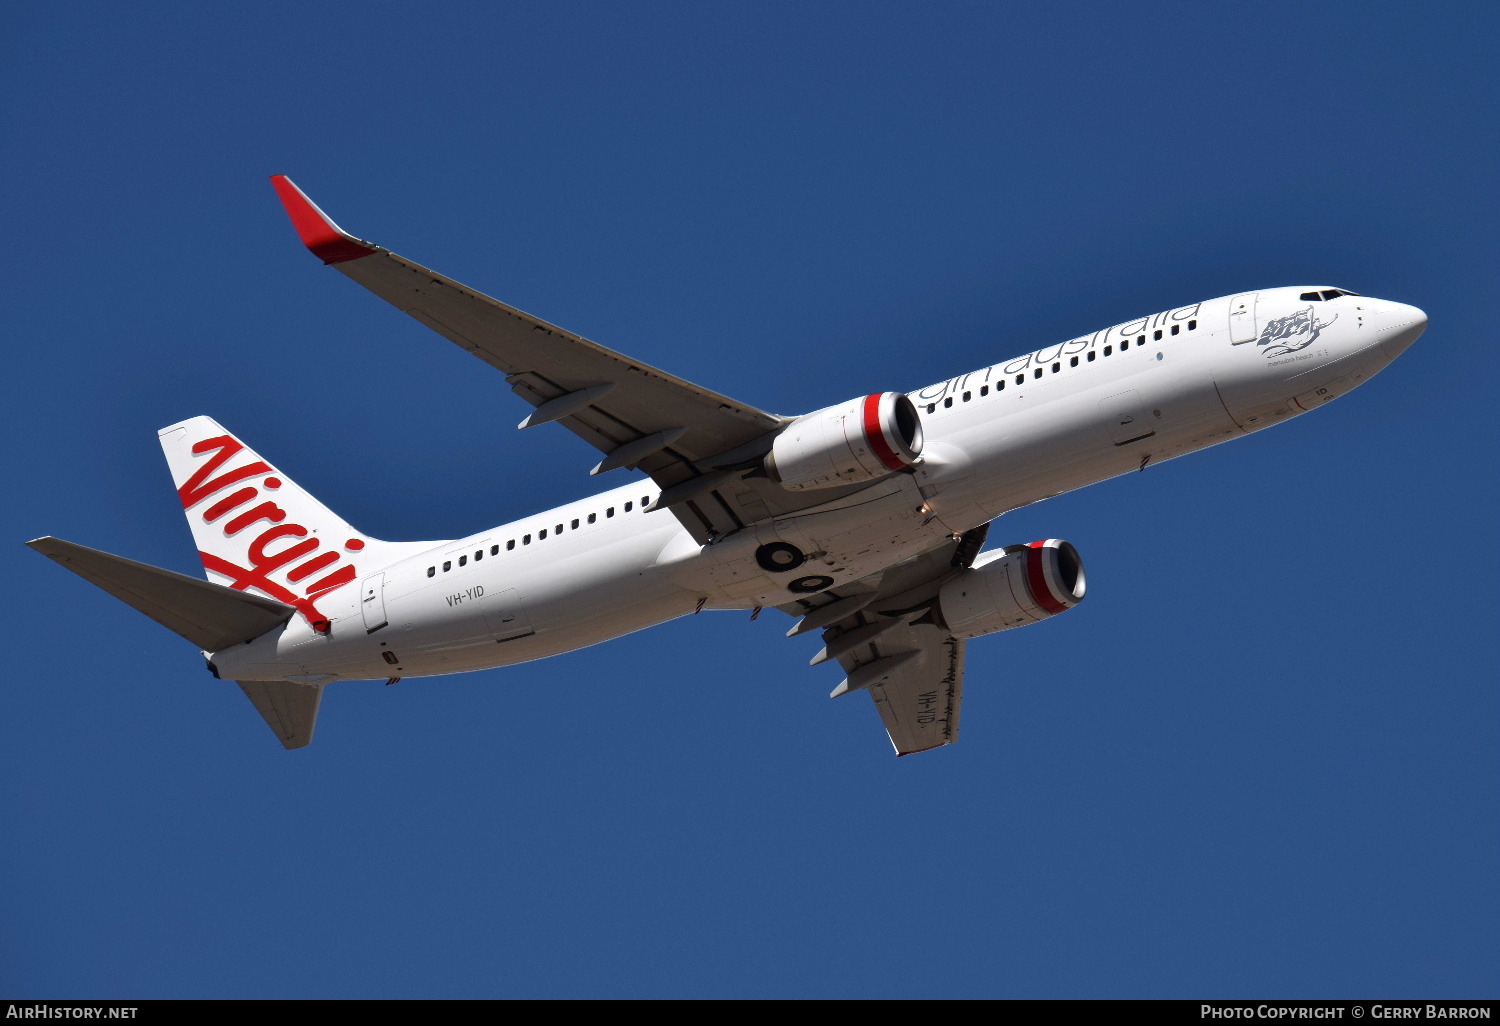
[360, 572, 388, 632]
[484, 587, 535, 644]
[1099, 391, 1157, 448]
[1228, 293, 1259, 344]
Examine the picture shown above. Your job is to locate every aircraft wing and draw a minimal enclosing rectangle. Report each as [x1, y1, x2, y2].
[271, 176, 800, 543]
[781, 524, 986, 755]
[840, 620, 965, 756]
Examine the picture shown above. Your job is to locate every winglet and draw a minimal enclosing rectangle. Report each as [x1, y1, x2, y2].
[269, 175, 380, 264]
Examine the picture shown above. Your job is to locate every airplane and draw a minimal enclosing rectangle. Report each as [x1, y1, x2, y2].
[27, 176, 1428, 755]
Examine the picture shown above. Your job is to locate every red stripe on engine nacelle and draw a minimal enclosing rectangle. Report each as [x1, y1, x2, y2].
[862, 393, 907, 472]
[1025, 540, 1071, 616]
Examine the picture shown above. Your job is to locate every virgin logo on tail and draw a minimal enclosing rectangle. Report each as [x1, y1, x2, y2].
[178, 434, 363, 629]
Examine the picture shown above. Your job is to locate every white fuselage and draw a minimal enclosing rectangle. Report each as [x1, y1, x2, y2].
[209, 287, 1425, 685]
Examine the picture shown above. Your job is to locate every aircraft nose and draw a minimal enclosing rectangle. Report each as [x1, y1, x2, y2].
[1379, 302, 1427, 361]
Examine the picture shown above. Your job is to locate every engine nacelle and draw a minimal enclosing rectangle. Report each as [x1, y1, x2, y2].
[935, 539, 1086, 639]
[765, 392, 923, 492]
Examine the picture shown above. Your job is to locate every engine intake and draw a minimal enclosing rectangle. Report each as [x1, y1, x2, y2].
[766, 392, 923, 492]
[935, 539, 1086, 639]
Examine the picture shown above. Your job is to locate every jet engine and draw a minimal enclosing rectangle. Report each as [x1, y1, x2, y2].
[765, 392, 923, 492]
[934, 539, 1086, 639]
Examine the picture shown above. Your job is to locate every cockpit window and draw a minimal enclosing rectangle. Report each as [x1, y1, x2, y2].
[1301, 288, 1360, 301]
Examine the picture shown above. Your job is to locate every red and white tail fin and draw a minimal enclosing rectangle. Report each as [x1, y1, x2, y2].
[159, 416, 425, 628]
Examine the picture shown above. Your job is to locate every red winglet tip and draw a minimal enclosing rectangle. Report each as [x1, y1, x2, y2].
[269, 175, 378, 264]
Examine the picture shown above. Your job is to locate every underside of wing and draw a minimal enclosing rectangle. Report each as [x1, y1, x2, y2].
[337, 251, 780, 468]
[847, 621, 965, 756]
[271, 175, 812, 542]
[780, 524, 987, 755]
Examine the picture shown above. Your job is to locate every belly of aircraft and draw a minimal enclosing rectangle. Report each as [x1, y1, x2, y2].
[952, 368, 1241, 514]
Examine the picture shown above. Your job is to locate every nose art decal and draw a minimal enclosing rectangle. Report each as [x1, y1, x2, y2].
[1235, 306, 1337, 358]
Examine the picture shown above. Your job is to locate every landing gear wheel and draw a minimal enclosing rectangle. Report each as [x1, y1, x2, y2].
[755, 542, 806, 573]
[788, 575, 835, 594]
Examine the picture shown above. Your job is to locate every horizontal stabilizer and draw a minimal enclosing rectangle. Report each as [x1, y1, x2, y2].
[27, 536, 294, 651]
[238, 679, 323, 749]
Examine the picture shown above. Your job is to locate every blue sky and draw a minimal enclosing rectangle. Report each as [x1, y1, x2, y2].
[4, 0, 1497, 999]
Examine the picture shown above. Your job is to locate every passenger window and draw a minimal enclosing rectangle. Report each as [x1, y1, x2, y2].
[443, 561, 451, 572]
[490, 545, 499, 556]
[571, 519, 580, 529]
[475, 550, 482, 561]
[624, 502, 632, 512]
[1051, 362, 1060, 373]
[1121, 340, 1129, 350]
[523, 535, 531, 545]
[507, 540, 515, 551]
[1033, 368, 1043, 379]
[926, 403, 936, 413]
[459, 555, 467, 567]
[1104, 346, 1112, 356]
[1087, 351, 1096, 362]
[1188, 319, 1197, 330]
[997, 379, 1005, 391]
[1137, 334, 1146, 345]
[1153, 329, 1162, 340]
[539, 529, 547, 540]
[1171, 324, 1180, 335]
[588, 513, 597, 524]
[607, 508, 615, 518]
[642, 496, 649, 506]
[427, 567, 435, 578]
[980, 385, 989, 396]
[1070, 356, 1079, 367]
[944, 397, 953, 408]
